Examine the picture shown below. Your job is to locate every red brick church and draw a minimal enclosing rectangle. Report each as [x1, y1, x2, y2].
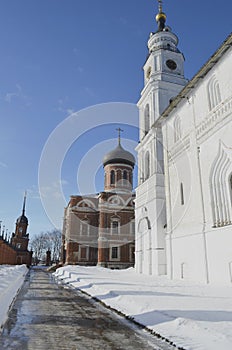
[62, 131, 135, 269]
[0, 194, 32, 266]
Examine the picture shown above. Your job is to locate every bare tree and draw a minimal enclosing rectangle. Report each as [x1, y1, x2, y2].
[45, 229, 62, 263]
[30, 233, 48, 265]
[29, 229, 62, 265]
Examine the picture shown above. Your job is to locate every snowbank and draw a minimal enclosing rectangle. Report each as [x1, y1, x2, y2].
[0, 265, 28, 330]
[54, 265, 232, 350]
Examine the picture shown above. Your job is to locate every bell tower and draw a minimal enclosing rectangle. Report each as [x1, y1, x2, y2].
[139, 0, 187, 141]
[135, 1, 187, 276]
[12, 192, 29, 251]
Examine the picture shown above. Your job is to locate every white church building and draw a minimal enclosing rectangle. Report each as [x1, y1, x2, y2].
[135, 2, 232, 284]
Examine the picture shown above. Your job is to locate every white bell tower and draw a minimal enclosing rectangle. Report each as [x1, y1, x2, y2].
[135, 1, 187, 276]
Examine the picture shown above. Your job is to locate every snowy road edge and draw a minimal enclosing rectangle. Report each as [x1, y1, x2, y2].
[53, 271, 186, 350]
[0, 265, 29, 332]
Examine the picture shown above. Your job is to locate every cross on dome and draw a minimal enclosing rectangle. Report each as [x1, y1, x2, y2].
[116, 127, 124, 145]
[156, 0, 167, 31]
[158, 0, 163, 13]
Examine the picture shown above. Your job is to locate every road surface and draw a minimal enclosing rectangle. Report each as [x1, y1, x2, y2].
[0, 268, 176, 350]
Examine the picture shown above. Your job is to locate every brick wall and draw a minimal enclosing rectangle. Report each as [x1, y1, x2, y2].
[0, 239, 17, 264]
[0, 238, 32, 266]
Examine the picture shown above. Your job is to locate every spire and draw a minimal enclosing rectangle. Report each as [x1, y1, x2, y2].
[116, 127, 123, 145]
[16, 191, 28, 226]
[156, 0, 167, 31]
[22, 191, 27, 216]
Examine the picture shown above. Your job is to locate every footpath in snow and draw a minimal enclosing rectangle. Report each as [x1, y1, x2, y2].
[54, 265, 232, 350]
[0, 265, 28, 330]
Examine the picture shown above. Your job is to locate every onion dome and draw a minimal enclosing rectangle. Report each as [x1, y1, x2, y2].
[16, 214, 28, 225]
[103, 129, 135, 167]
[156, 12, 166, 24]
[103, 142, 135, 167]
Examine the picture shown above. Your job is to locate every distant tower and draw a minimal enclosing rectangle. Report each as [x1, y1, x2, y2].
[135, 1, 187, 276]
[12, 192, 29, 252]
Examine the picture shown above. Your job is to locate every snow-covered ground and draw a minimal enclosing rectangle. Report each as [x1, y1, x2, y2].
[0, 265, 28, 330]
[54, 266, 232, 350]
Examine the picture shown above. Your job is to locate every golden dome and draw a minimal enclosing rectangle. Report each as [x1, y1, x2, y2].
[156, 12, 166, 23]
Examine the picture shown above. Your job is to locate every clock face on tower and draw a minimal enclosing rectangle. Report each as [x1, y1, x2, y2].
[19, 227, 23, 233]
[166, 59, 177, 70]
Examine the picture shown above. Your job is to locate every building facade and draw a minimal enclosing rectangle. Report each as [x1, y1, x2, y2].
[62, 136, 136, 269]
[0, 194, 32, 266]
[161, 33, 232, 284]
[135, 2, 232, 283]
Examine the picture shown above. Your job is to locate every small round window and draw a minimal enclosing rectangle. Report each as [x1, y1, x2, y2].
[166, 59, 177, 70]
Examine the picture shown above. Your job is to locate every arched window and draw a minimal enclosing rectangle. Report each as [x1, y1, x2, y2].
[174, 116, 181, 142]
[210, 142, 232, 227]
[80, 219, 89, 236]
[110, 170, 115, 185]
[111, 220, 120, 234]
[123, 170, 128, 180]
[207, 76, 221, 110]
[180, 183, 184, 205]
[144, 151, 150, 180]
[144, 104, 150, 135]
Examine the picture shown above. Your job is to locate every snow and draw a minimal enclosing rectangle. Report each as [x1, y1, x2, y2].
[54, 265, 232, 350]
[0, 265, 28, 330]
[0, 264, 231, 349]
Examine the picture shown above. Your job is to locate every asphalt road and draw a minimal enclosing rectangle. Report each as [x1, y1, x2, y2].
[0, 268, 177, 350]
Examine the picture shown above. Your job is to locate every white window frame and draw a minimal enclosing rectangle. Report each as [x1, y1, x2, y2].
[79, 245, 89, 260]
[110, 218, 120, 234]
[80, 220, 90, 236]
[110, 245, 120, 261]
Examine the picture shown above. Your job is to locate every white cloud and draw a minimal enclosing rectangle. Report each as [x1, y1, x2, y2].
[39, 180, 68, 200]
[4, 84, 31, 106]
[57, 97, 75, 116]
[26, 186, 41, 200]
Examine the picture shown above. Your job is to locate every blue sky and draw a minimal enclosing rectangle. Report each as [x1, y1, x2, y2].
[0, 0, 231, 238]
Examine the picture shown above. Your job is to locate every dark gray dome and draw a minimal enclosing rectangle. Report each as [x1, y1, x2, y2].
[17, 215, 28, 225]
[103, 143, 135, 167]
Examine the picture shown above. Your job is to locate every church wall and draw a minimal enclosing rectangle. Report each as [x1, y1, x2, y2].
[135, 172, 166, 275]
[98, 191, 135, 269]
[63, 191, 135, 268]
[171, 234, 207, 282]
[64, 196, 99, 265]
[163, 44, 232, 283]
[205, 227, 232, 284]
